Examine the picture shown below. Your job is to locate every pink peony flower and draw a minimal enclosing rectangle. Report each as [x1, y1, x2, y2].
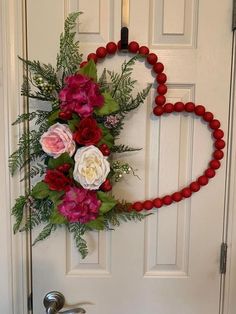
[40, 123, 76, 159]
[58, 186, 101, 223]
[59, 74, 104, 118]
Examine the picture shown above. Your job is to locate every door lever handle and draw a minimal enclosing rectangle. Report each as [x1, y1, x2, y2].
[44, 291, 86, 314]
[59, 308, 86, 313]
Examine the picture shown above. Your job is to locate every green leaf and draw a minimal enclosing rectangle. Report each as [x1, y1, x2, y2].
[31, 182, 50, 199]
[50, 209, 67, 224]
[78, 59, 97, 81]
[48, 153, 74, 169]
[86, 217, 105, 230]
[48, 190, 64, 203]
[47, 110, 59, 125]
[95, 92, 119, 116]
[97, 191, 117, 214]
[68, 114, 80, 132]
[98, 125, 114, 148]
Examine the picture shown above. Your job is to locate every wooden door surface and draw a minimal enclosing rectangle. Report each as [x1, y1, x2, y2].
[25, 1, 233, 313]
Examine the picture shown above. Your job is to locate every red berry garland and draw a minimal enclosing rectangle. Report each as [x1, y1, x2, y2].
[83, 40, 225, 212]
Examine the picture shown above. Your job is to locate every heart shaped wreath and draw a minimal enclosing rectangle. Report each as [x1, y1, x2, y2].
[10, 12, 225, 258]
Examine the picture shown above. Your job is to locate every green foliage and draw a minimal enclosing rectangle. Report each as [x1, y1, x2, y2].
[95, 91, 119, 116]
[79, 59, 97, 81]
[31, 182, 50, 199]
[68, 223, 89, 259]
[104, 204, 150, 228]
[20, 163, 46, 182]
[48, 153, 74, 169]
[86, 217, 105, 230]
[57, 12, 83, 77]
[110, 144, 142, 153]
[32, 223, 57, 246]
[97, 192, 117, 213]
[9, 130, 44, 176]
[11, 195, 28, 233]
[98, 125, 114, 148]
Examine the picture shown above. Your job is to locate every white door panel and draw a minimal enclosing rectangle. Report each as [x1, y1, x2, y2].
[26, 1, 232, 313]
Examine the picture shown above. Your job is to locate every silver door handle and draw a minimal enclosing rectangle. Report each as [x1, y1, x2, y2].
[44, 291, 86, 314]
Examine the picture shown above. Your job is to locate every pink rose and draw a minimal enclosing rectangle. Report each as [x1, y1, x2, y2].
[59, 74, 104, 118]
[58, 186, 101, 223]
[40, 123, 76, 158]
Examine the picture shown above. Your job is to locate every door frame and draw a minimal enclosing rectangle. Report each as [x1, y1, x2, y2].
[1, 0, 236, 313]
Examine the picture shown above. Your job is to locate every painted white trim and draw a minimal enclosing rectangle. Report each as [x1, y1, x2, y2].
[223, 31, 236, 314]
[0, 0, 28, 313]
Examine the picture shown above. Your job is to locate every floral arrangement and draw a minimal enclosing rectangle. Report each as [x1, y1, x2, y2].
[10, 12, 151, 258]
[10, 12, 226, 258]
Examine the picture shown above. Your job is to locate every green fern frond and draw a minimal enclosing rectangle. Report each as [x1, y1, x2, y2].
[68, 223, 89, 259]
[32, 223, 57, 246]
[110, 144, 142, 153]
[57, 12, 83, 77]
[11, 195, 28, 233]
[20, 163, 46, 181]
[9, 130, 44, 176]
[121, 84, 152, 113]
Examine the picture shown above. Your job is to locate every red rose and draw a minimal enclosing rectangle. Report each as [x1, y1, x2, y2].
[73, 117, 102, 146]
[44, 169, 72, 191]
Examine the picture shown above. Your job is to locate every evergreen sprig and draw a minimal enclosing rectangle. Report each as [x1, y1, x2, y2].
[57, 12, 83, 78]
[11, 195, 28, 233]
[69, 223, 89, 259]
[110, 144, 142, 153]
[33, 223, 57, 246]
[9, 130, 45, 175]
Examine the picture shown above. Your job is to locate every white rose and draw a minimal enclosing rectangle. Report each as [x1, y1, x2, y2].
[40, 123, 76, 159]
[73, 145, 110, 190]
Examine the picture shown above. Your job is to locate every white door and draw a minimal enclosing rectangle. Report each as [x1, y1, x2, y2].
[25, 1, 233, 313]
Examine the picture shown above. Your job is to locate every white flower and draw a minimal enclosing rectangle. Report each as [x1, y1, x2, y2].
[73, 145, 110, 190]
[40, 123, 76, 159]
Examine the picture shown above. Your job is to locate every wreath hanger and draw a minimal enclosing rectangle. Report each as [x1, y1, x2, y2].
[121, 0, 129, 51]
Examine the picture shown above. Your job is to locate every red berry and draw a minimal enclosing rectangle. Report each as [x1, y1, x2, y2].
[195, 105, 205, 116]
[213, 150, 224, 160]
[139, 46, 149, 55]
[153, 62, 164, 73]
[157, 84, 167, 95]
[203, 111, 214, 122]
[190, 182, 200, 192]
[172, 192, 182, 202]
[147, 53, 158, 65]
[164, 103, 174, 113]
[215, 139, 225, 149]
[96, 47, 107, 58]
[99, 144, 111, 156]
[155, 95, 166, 106]
[106, 42, 117, 54]
[128, 41, 139, 53]
[80, 61, 87, 68]
[59, 111, 72, 120]
[210, 119, 221, 130]
[117, 40, 121, 50]
[87, 53, 97, 63]
[143, 200, 154, 210]
[174, 102, 185, 112]
[181, 188, 192, 198]
[162, 195, 173, 205]
[153, 105, 164, 116]
[198, 175, 209, 186]
[185, 102, 195, 112]
[156, 73, 167, 84]
[100, 179, 112, 192]
[205, 168, 216, 178]
[132, 202, 143, 211]
[210, 159, 221, 169]
[213, 129, 224, 139]
[153, 198, 163, 208]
